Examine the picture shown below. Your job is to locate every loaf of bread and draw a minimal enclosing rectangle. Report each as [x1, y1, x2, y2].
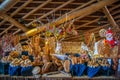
[63, 60, 70, 73]
[71, 57, 77, 65]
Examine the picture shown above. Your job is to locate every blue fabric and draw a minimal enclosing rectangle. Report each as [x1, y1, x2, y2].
[21, 66, 33, 76]
[9, 65, 21, 76]
[70, 61, 73, 71]
[77, 64, 86, 76]
[70, 63, 86, 76]
[4, 51, 10, 56]
[102, 66, 110, 76]
[65, 53, 71, 56]
[70, 64, 78, 76]
[29, 55, 34, 62]
[73, 53, 80, 57]
[0, 62, 4, 74]
[3, 63, 9, 74]
[21, 51, 28, 56]
[87, 66, 101, 78]
[102, 66, 110, 71]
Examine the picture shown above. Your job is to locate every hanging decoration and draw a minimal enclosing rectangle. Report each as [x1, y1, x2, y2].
[105, 28, 118, 48]
[31, 17, 41, 27]
[95, 28, 119, 58]
[1, 33, 14, 53]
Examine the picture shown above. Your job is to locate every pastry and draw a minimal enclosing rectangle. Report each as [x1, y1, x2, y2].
[52, 56, 63, 71]
[63, 60, 70, 73]
[22, 55, 29, 60]
[9, 51, 19, 58]
[41, 54, 58, 74]
[42, 62, 52, 74]
[71, 56, 77, 65]
[10, 58, 21, 67]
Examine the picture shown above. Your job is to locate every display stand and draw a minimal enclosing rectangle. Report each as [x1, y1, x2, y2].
[0, 74, 119, 80]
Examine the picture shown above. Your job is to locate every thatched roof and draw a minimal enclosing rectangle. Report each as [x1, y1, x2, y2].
[0, 0, 120, 41]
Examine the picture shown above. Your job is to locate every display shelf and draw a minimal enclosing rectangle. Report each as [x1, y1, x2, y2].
[0, 74, 119, 80]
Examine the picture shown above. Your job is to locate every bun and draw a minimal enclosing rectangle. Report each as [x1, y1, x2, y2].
[63, 60, 70, 73]
[71, 57, 77, 65]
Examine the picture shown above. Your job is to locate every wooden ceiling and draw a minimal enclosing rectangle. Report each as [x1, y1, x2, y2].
[0, 0, 120, 41]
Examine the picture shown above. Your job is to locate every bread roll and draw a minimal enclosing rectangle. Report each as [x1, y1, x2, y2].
[71, 57, 77, 65]
[42, 62, 52, 74]
[64, 60, 70, 73]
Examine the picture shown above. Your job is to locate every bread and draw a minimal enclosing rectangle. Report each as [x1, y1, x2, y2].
[10, 51, 19, 58]
[63, 60, 70, 73]
[42, 62, 52, 74]
[10, 58, 21, 66]
[1, 56, 8, 63]
[22, 55, 29, 60]
[77, 57, 85, 64]
[71, 57, 77, 65]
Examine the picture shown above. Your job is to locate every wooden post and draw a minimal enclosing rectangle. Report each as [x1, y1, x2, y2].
[102, 6, 119, 29]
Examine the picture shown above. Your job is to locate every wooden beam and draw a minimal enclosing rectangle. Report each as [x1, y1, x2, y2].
[13, 0, 54, 34]
[114, 15, 120, 19]
[73, 3, 119, 30]
[0, 0, 32, 26]
[112, 10, 120, 15]
[11, 0, 33, 17]
[13, 29, 21, 35]
[76, 18, 99, 29]
[0, 14, 29, 32]
[31, 1, 83, 5]
[0, 28, 17, 30]
[15, 0, 77, 34]
[76, 25, 98, 28]
[12, 0, 52, 34]
[23, 7, 73, 10]
[102, 6, 119, 29]
[54, 0, 117, 26]
[17, 0, 95, 17]
[29, 1, 44, 3]
[109, 4, 120, 11]
[27, 0, 75, 26]
[0, 0, 21, 26]
[0, 0, 32, 35]
[20, 0, 117, 39]
[23, 0, 52, 19]
[51, 2, 83, 5]
[19, 0, 96, 37]
[0, 25, 13, 36]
